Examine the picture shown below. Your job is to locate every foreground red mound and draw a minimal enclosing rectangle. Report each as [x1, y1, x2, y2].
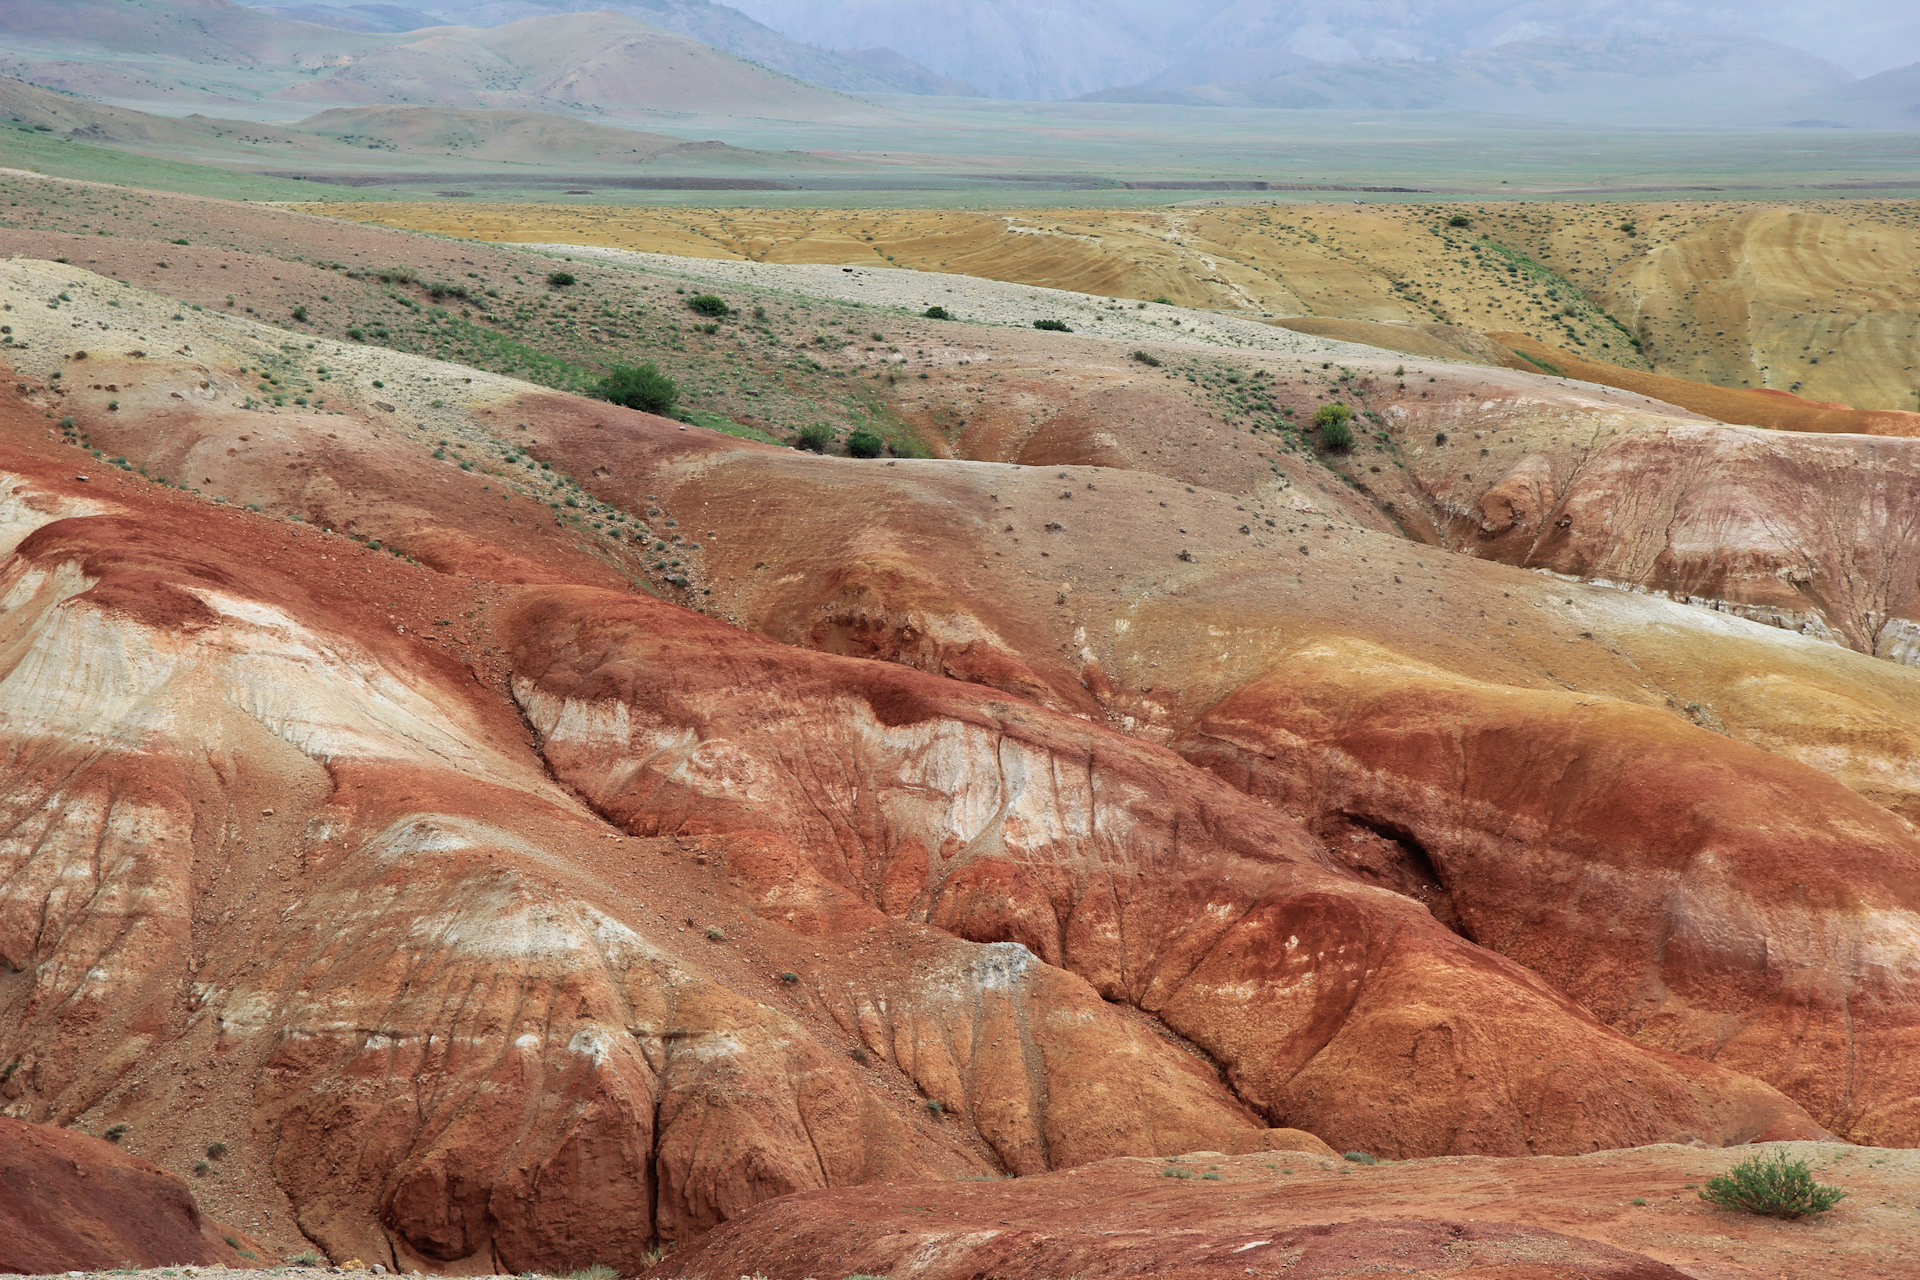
[653, 1142, 1920, 1280]
[0, 1117, 259, 1273]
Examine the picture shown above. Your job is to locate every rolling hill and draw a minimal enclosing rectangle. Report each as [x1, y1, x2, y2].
[417, 0, 980, 95]
[277, 12, 869, 118]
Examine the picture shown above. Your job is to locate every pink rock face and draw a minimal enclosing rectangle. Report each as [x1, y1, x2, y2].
[1415, 417, 1920, 664]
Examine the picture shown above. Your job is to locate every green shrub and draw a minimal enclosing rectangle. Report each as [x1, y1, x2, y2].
[287, 1251, 325, 1267]
[1699, 1150, 1846, 1219]
[1131, 350, 1161, 367]
[565, 1266, 618, 1280]
[1314, 403, 1355, 452]
[206, 1141, 227, 1159]
[845, 429, 884, 458]
[1448, 214, 1471, 227]
[290, 306, 309, 323]
[547, 271, 576, 287]
[794, 423, 833, 453]
[686, 293, 730, 318]
[923, 305, 952, 320]
[598, 363, 679, 415]
[1343, 1151, 1377, 1165]
[1033, 318, 1072, 332]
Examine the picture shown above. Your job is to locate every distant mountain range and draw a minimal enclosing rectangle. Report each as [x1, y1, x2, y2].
[720, 0, 1920, 101]
[1085, 34, 1859, 127]
[259, 0, 982, 95]
[0, 0, 883, 122]
[1, 0, 1913, 130]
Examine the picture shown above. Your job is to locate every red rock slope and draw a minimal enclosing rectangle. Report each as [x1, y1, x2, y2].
[0, 1117, 261, 1272]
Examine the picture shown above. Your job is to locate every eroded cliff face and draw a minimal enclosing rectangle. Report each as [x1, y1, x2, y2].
[503, 586, 1822, 1161]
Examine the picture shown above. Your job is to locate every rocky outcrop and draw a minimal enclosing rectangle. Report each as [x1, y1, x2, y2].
[1398, 406, 1920, 665]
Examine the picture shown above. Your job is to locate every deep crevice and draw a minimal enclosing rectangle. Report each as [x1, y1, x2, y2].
[1327, 812, 1474, 943]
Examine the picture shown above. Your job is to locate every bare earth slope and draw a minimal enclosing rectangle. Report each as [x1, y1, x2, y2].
[657, 1142, 1920, 1280]
[2, 174, 1920, 1272]
[0, 1119, 263, 1273]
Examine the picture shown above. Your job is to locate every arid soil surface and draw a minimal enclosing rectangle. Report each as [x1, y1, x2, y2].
[311, 199, 1920, 412]
[658, 1142, 1920, 1280]
[2, 171, 1919, 1278]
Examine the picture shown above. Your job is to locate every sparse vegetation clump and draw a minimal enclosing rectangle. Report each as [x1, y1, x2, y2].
[1033, 318, 1072, 332]
[923, 305, 952, 320]
[794, 422, 834, 452]
[565, 1265, 619, 1280]
[1448, 214, 1471, 227]
[547, 270, 576, 287]
[1343, 1151, 1377, 1165]
[598, 363, 679, 416]
[845, 429, 884, 458]
[1131, 350, 1161, 366]
[686, 293, 730, 318]
[1699, 1150, 1846, 1219]
[1314, 402, 1356, 452]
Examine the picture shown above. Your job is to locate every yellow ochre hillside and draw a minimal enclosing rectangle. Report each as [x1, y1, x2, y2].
[312, 199, 1920, 412]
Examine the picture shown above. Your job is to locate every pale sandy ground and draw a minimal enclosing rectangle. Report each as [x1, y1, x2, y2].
[519, 243, 1372, 359]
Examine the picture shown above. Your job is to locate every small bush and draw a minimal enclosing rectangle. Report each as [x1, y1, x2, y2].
[686, 293, 730, 318]
[1131, 350, 1161, 367]
[845, 429, 883, 458]
[206, 1141, 228, 1159]
[565, 1266, 618, 1280]
[1342, 1151, 1377, 1165]
[1151, 295, 1173, 305]
[1033, 319, 1072, 332]
[598, 363, 679, 415]
[1699, 1150, 1846, 1219]
[547, 271, 576, 287]
[705, 925, 725, 941]
[1448, 214, 1471, 227]
[287, 1251, 325, 1267]
[290, 306, 308, 323]
[193, 1161, 211, 1176]
[923, 305, 952, 320]
[779, 971, 800, 983]
[104, 1123, 129, 1143]
[1314, 403, 1356, 452]
[794, 423, 833, 453]
[924, 1099, 944, 1114]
